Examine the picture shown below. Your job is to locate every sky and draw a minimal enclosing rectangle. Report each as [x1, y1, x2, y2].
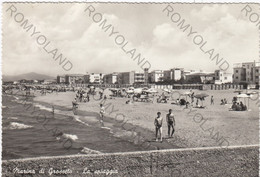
[2, 3, 259, 76]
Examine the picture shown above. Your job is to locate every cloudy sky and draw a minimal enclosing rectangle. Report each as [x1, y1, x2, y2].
[2, 3, 259, 76]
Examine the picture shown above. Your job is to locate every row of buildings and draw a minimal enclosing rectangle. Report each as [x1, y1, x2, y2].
[57, 61, 260, 86]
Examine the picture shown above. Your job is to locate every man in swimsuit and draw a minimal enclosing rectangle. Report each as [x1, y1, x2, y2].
[100, 104, 105, 124]
[154, 112, 163, 142]
[166, 109, 175, 137]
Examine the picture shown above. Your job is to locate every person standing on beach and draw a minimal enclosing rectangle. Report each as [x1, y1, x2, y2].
[100, 104, 105, 125]
[154, 112, 163, 142]
[166, 109, 175, 137]
[211, 96, 214, 105]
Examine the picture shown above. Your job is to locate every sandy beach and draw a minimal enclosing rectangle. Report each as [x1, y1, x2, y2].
[34, 89, 259, 149]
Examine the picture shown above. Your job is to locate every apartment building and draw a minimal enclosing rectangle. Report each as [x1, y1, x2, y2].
[163, 68, 184, 81]
[214, 70, 233, 84]
[149, 70, 164, 83]
[233, 61, 260, 85]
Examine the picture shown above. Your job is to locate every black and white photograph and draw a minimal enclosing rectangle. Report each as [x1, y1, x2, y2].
[1, 2, 259, 176]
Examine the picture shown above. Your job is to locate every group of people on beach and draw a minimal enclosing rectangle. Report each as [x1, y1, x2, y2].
[154, 109, 175, 142]
[231, 101, 247, 111]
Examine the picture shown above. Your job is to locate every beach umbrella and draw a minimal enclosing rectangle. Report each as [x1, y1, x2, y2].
[183, 91, 192, 95]
[134, 88, 143, 94]
[246, 91, 258, 95]
[126, 90, 134, 94]
[194, 93, 209, 99]
[181, 91, 192, 101]
[194, 93, 209, 107]
[147, 88, 158, 93]
[236, 94, 250, 110]
[163, 88, 171, 93]
[234, 90, 243, 94]
[236, 94, 250, 98]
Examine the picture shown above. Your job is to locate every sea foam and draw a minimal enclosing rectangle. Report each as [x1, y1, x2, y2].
[81, 147, 101, 154]
[9, 122, 33, 130]
[34, 104, 53, 112]
[63, 133, 78, 141]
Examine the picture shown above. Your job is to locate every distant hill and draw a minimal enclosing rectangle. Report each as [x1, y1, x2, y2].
[3, 72, 55, 82]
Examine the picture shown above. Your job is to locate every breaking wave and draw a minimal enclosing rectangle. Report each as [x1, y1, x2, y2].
[34, 104, 53, 112]
[63, 133, 78, 141]
[8, 122, 33, 130]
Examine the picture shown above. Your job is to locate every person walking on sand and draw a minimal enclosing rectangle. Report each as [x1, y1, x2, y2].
[100, 104, 105, 125]
[166, 109, 175, 137]
[154, 112, 163, 142]
[211, 96, 214, 105]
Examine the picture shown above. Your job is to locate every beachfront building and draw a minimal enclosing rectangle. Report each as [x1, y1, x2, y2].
[103, 73, 118, 84]
[233, 61, 260, 85]
[117, 71, 147, 85]
[65, 74, 84, 85]
[83, 74, 90, 83]
[134, 71, 145, 84]
[214, 70, 233, 84]
[57, 75, 66, 84]
[163, 68, 184, 81]
[89, 73, 104, 84]
[117, 71, 135, 85]
[149, 70, 164, 83]
[144, 68, 149, 85]
[185, 72, 215, 84]
[254, 65, 260, 86]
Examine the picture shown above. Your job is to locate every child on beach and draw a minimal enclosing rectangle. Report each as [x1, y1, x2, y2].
[154, 112, 163, 142]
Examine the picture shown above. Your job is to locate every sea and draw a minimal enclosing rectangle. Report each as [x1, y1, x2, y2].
[2, 93, 176, 160]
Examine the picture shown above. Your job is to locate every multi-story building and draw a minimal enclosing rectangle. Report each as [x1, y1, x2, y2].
[163, 70, 172, 81]
[163, 68, 184, 81]
[65, 74, 84, 85]
[214, 70, 233, 84]
[149, 70, 164, 83]
[83, 74, 90, 83]
[233, 61, 260, 85]
[103, 73, 118, 84]
[117, 71, 147, 85]
[185, 72, 215, 84]
[254, 64, 260, 85]
[144, 68, 149, 85]
[89, 73, 104, 84]
[57, 75, 66, 84]
[134, 71, 145, 84]
[117, 71, 135, 85]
